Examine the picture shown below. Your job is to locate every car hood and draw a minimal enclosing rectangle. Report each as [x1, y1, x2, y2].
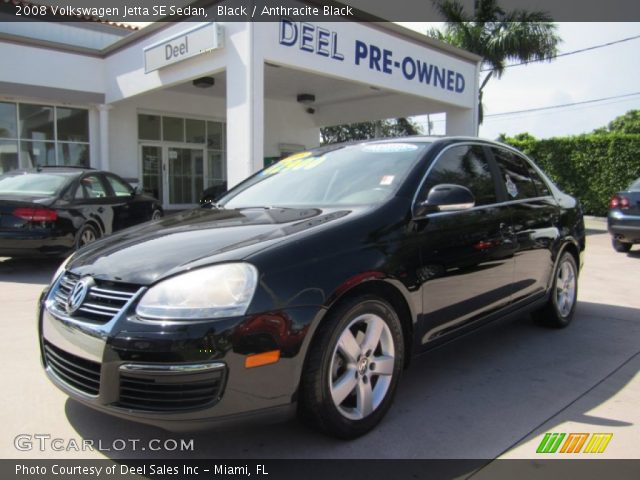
[68, 206, 355, 285]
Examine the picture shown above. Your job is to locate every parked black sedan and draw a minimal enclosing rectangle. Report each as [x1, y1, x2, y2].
[39, 138, 584, 438]
[608, 177, 640, 252]
[0, 167, 162, 257]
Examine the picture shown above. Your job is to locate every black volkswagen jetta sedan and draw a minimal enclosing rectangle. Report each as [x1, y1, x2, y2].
[39, 137, 585, 438]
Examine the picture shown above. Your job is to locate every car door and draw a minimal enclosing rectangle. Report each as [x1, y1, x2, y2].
[74, 173, 114, 234]
[103, 173, 147, 230]
[413, 143, 516, 345]
[489, 146, 560, 303]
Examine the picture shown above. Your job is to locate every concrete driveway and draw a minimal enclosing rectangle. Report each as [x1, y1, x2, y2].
[1, 218, 638, 460]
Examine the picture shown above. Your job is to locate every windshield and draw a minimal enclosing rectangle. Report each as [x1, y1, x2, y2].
[220, 142, 430, 208]
[0, 173, 69, 196]
[629, 178, 640, 191]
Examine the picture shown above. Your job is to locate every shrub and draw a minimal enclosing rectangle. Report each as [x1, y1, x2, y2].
[502, 133, 640, 216]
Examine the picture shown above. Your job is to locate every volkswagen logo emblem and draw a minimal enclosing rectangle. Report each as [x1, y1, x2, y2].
[66, 277, 94, 315]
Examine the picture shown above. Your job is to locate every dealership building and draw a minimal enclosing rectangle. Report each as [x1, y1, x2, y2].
[0, 11, 480, 209]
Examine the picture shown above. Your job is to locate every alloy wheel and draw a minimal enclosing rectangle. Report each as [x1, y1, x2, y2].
[555, 259, 576, 318]
[79, 228, 96, 247]
[329, 313, 395, 421]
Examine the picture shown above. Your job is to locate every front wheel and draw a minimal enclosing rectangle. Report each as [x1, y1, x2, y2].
[533, 252, 578, 328]
[299, 296, 404, 438]
[611, 237, 632, 253]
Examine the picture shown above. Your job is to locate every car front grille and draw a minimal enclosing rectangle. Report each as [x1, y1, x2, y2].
[43, 341, 101, 396]
[117, 368, 226, 412]
[52, 272, 140, 324]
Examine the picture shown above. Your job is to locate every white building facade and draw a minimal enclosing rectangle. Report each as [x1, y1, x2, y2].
[0, 18, 480, 209]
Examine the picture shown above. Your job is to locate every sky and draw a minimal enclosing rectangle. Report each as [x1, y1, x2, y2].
[399, 22, 640, 139]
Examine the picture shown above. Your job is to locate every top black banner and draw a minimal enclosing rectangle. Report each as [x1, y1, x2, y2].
[0, 0, 639, 23]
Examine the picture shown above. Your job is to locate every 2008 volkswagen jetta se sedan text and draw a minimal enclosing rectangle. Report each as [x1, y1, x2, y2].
[39, 137, 585, 438]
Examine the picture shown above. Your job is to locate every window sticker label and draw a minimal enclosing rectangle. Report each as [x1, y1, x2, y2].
[380, 175, 395, 185]
[505, 175, 518, 198]
[362, 143, 418, 153]
[262, 152, 325, 176]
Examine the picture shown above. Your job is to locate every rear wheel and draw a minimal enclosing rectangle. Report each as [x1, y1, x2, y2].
[299, 295, 404, 438]
[151, 209, 163, 221]
[612, 237, 632, 253]
[533, 252, 578, 328]
[76, 224, 99, 249]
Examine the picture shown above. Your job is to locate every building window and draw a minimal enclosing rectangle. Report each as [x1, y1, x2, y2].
[138, 114, 161, 140]
[0, 101, 89, 172]
[56, 107, 89, 142]
[0, 140, 18, 174]
[0, 102, 17, 139]
[20, 140, 56, 167]
[162, 116, 184, 142]
[186, 119, 205, 144]
[19, 104, 55, 140]
[206, 121, 225, 188]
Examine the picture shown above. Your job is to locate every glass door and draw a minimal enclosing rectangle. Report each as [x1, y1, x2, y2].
[166, 146, 204, 207]
[140, 145, 162, 202]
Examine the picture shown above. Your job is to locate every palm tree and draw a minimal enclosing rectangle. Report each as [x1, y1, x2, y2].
[428, 0, 560, 124]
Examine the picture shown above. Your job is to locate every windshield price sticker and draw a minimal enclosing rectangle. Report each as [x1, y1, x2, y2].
[263, 152, 326, 176]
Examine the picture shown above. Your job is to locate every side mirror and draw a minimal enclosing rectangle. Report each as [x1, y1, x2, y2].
[133, 184, 144, 196]
[414, 184, 475, 217]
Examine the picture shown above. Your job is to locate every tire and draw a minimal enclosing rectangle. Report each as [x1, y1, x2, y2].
[75, 224, 99, 249]
[151, 209, 163, 221]
[612, 237, 632, 253]
[533, 252, 578, 328]
[299, 295, 404, 439]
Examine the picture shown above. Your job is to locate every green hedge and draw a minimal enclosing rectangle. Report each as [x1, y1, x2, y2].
[502, 133, 640, 216]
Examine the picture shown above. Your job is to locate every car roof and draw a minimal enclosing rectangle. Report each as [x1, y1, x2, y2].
[311, 136, 504, 152]
[3, 166, 94, 177]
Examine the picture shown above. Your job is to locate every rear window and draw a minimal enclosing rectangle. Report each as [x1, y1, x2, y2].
[0, 173, 68, 196]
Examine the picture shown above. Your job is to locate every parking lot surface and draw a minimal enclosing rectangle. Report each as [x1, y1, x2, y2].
[1, 218, 638, 460]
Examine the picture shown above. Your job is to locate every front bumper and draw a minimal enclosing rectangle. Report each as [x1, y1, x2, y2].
[39, 287, 323, 431]
[608, 211, 640, 243]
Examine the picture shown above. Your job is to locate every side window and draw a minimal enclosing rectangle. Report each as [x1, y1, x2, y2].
[80, 175, 108, 199]
[418, 145, 497, 206]
[526, 160, 550, 197]
[73, 184, 86, 200]
[492, 148, 549, 199]
[105, 174, 133, 197]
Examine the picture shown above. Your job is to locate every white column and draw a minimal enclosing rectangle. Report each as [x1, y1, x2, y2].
[97, 104, 112, 171]
[445, 108, 477, 136]
[446, 60, 480, 137]
[226, 22, 264, 188]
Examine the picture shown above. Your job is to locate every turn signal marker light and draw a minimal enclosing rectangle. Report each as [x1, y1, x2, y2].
[245, 350, 281, 368]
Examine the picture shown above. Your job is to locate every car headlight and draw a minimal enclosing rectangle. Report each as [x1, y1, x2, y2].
[136, 263, 258, 321]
